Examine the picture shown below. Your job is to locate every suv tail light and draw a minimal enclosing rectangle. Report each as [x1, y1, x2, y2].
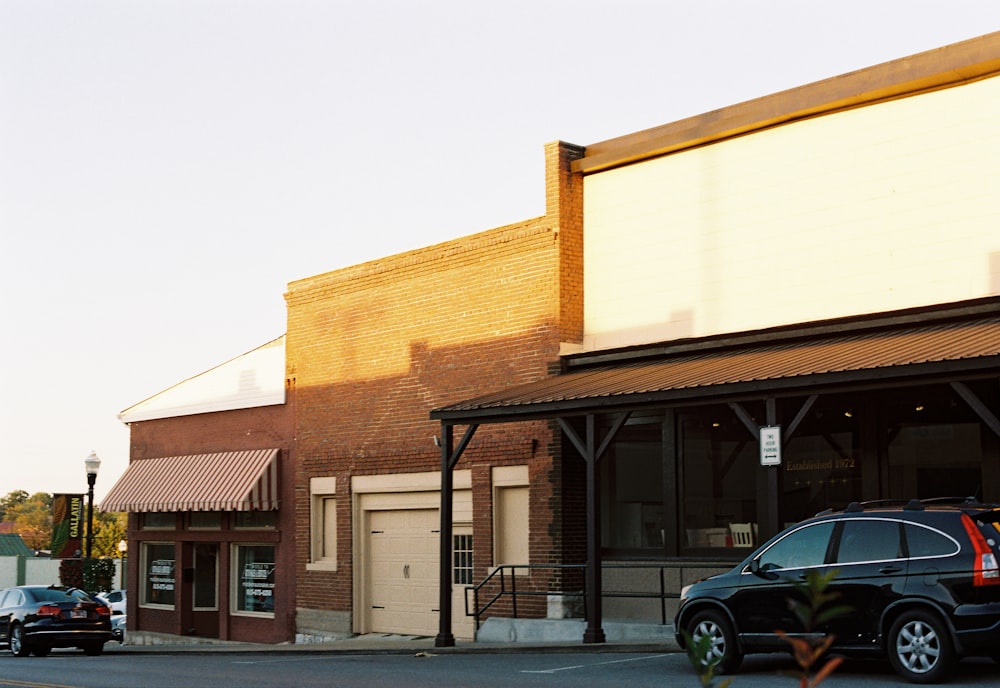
[961, 513, 1000, 586]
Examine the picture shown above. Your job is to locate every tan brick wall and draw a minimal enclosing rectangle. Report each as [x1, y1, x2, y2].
[285, 142, 585, 615]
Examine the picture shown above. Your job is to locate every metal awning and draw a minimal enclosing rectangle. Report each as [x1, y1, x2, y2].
[432, 315, 1000, 423]
[100, 449, 280, 513]
[431, 307, 1000, 647]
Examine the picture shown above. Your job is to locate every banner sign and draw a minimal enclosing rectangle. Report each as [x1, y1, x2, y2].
[50, 493, 85, 558]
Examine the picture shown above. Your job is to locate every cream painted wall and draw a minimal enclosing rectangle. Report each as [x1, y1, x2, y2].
[583, 76, 1000, 352]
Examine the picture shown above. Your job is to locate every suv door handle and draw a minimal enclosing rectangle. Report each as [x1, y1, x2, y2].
[879, 565, 903, 574]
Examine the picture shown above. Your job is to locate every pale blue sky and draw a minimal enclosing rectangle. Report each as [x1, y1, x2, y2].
[2, 0, 999, 501]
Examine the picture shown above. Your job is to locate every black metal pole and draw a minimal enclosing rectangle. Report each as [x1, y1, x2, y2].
[582, 414, 606, 644]
[86, 472, 96, 559]
[435, 423, 456, 648]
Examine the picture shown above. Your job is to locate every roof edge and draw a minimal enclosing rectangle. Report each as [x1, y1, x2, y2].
[574, 32, 1000, 174]
[567, 297, 1000, 370]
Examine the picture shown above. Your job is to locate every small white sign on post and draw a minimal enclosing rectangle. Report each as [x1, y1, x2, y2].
[760, 426, 782, 466]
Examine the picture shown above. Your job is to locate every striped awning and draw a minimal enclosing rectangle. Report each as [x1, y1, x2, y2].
[100, 449, 280, 513]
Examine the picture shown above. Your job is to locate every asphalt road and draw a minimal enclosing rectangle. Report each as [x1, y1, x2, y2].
[0, 649, 998, 688]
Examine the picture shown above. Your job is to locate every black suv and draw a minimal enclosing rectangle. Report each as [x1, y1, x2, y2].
[674, 499, 1000, 683]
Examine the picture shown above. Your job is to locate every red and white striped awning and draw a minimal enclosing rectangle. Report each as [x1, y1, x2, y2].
[100, 449, 280, 513]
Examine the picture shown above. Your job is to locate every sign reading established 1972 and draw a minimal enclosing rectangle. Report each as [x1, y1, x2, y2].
[760, 426, 781, 466]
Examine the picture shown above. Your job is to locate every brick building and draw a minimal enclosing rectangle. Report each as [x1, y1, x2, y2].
[104, 337, 296, 643]
[433, 31, 1000, 644]
[105, 32, 1000, 645]
[286, 141, 584, 639]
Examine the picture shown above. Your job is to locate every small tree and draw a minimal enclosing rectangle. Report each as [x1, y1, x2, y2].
[59, 558, 116, 594]
[85, 558, 117, 593]
[59, 559, 85, 589]
[92, 511, 127, 559]
[0, 489, 29, 521]
[9, 492, 53, 551]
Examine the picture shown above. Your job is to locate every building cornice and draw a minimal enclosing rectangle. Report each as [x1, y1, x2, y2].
[574, 31, 1000, 174]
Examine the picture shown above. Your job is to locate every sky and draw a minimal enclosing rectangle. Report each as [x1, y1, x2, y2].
[2, 1, 999, 504]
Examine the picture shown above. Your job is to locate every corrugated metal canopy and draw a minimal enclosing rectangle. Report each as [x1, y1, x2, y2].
[432, 316, 1000, 423]
[100, 449, 280, 513]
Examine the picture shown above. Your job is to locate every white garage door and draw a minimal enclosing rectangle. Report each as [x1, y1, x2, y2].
[368, 509, 440, 636]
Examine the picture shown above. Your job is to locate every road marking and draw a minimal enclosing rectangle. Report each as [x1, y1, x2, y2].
[521, 653, 669, 674]
[0, 680, 78, 688]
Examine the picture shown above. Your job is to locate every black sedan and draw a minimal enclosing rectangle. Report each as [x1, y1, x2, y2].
[0, 585, 113, 656]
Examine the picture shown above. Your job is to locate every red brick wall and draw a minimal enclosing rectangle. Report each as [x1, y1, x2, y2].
[125, 403, 296, 642]
[285, 142, 585, 616]
[128, 403, 293, 460]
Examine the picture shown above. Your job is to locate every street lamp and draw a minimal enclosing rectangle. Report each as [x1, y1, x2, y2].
[117, 539, 127, 589]
[84, 451, 101, 559]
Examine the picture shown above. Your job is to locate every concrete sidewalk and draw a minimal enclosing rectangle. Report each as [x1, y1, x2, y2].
[108, 626, 681, 656]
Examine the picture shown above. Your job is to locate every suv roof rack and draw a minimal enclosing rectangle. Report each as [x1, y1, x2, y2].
[816, 496, 982, 516]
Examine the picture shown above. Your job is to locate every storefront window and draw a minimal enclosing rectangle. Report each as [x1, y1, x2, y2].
[234, 544, 275, 615]
[142, 542, 176, 608]
[680, 407, 758, 552]
[885, 385, 984, 501]
[600, 420, 663, 551]
[142, 512, 176, 530]
[189, 512, 222, 530]
[779, 395, 861, 524]
[233, 510, 278, 529]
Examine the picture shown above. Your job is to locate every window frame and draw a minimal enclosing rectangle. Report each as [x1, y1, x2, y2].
[140, 541, 177, 610]
[231, 543, 276, 618]
[307, 476, 337, 571]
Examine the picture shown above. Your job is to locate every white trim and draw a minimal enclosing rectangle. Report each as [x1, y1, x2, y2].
[352, 470, 471, 493]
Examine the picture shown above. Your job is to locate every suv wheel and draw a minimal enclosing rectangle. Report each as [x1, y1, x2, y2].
[687, 609, 743, 675]
[887, 610, 955, 684]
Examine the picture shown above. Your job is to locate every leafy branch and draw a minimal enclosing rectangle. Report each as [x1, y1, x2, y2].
[776, 569, 851, 688]
[680, 628, 732, 688]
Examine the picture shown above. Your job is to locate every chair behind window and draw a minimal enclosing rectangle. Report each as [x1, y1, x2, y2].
[729, 522, 755, 548]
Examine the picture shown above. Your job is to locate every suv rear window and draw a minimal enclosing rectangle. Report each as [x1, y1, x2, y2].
[835, 519, 903, 563]
[905, 522, 959, 558]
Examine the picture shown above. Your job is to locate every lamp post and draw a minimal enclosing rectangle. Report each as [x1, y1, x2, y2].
[117, 539, 127, 589]
[84, 451, 101, 559]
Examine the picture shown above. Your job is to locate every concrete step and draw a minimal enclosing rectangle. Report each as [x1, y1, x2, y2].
[475, 617, 678, 647]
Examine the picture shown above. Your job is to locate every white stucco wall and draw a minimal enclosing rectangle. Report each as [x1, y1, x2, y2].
[119, 336, 285, 422]
[0, 557, 62, 587]
[583, 75, 1000, 351]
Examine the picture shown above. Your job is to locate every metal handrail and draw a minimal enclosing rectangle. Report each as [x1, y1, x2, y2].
[466, 560, 728, 630]
[466, 563, 585, 630]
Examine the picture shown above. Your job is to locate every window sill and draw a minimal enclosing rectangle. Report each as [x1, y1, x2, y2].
[306, 561, 338, 572]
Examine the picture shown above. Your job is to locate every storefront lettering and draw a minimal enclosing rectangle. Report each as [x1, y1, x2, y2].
[785, 457, 856, 472]
[240, 560, 275, 611]
[243, 563, 274, 579]
[149, 559, 175, 592]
